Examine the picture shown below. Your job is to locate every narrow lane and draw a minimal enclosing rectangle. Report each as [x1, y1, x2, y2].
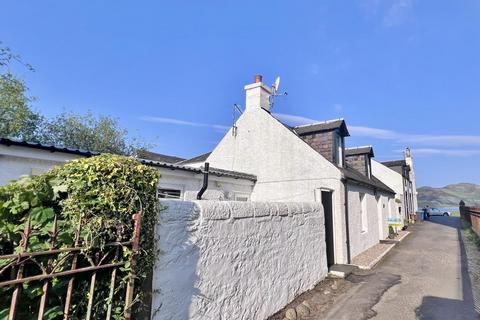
[324, 217, 479, 320]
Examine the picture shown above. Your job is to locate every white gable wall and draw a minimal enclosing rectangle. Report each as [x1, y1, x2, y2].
[372, 160, 405, 226]
[206, 107, 349, 263]
[347, 183, 378, 258]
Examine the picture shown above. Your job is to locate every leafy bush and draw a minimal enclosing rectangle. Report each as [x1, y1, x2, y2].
[0, 154, 159, 319]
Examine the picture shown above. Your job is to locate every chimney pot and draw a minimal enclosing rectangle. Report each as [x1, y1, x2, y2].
[255, 74, 263, 83]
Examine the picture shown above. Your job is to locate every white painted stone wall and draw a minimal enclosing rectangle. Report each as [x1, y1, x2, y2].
[204, 107, 348, 263]
[372, 160, 405, 226]
[152, 200, 327, 320]
[347, 183, 387, 258]
[158, 169, 254, 201]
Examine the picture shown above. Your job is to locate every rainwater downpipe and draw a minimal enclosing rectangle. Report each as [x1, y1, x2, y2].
[196, 162, 210, 200]
[343, 178, 352, 264]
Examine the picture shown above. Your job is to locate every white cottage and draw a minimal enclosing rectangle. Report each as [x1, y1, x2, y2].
[186, 75, 397, 265]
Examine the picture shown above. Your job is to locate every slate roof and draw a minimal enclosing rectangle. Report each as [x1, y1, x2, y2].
[343, 167, 395, 194]
[382, 159, 410, 177]
[382, 160, 406, 167]
[293, 119, 350, 137]
[345, 146, 374, 157]
[0, 137, 99, 157]
[177, 152, 211, 165]
[136, 150, 185, 164]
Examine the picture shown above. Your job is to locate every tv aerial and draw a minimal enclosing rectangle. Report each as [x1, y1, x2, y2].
[269, 76, 288, 109]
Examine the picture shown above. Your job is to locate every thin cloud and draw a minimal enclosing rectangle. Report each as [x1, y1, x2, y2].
[275, 112, 480, 147]
[140, 116, 229, 131]
[333, 104, 344, 112]
[359, 0, 414, 27]
[274, 113, 318, 126]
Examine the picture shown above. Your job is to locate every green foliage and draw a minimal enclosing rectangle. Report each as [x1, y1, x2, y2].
[39, 111, 148, 155]
[0, 73, 42, 140]
[0, 154, 160, 319]
[0, 41, 150, 154]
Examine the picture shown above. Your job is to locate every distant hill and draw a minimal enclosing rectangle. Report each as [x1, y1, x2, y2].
[417, 183, 480, 208]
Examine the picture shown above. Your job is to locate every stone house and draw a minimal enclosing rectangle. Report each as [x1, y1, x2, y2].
[186, 75, 397, 265]
[381, 148, 419, 222]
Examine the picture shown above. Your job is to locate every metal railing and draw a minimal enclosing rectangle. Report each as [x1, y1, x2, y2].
[0, 212, 142, 320]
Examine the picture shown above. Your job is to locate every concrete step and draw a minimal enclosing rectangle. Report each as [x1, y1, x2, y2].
[328, 264, 356, 278]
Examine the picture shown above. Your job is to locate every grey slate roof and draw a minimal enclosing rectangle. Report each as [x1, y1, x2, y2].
[382, 159, 410, 177]
[382, 160, 406, 167]
[139, 159, 257, 181]
[0, 137, 99, 157]
[345, 146, 374, 157]
[343, 167, 395, 194]
[136, 150, 185, 164]
[293, 119, 350, 137]
[177, 152, 211, 165]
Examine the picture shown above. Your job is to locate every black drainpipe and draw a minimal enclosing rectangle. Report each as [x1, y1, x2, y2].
[343, 177, 352, 264]
[196, 162, 210, 200]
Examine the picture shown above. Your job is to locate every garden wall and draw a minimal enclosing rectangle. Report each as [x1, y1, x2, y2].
[151, 200, 327, 320]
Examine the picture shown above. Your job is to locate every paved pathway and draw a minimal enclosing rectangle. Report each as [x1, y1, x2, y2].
[324, 217, 479, 320]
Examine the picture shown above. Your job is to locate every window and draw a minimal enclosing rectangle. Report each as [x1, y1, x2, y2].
[332, 133, 344, 167]
[360, 193, 368, 233]
[158, 188, 181, 199]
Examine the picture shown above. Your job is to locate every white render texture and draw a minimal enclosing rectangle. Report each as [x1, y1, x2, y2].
[347, 183, 388, 258]
[0, 145, 81, 185]
[244, 82, 272, 111]
[372, 160, 405, 226]
[152, 200, 328, 320]
[158, 169, 254, 201]
[206, 107, 348, 263]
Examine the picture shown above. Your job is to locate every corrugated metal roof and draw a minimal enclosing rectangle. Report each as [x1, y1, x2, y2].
[0, 137, 99, 156]
[0, 137, 256, 182]
[139, 159, 257, 181]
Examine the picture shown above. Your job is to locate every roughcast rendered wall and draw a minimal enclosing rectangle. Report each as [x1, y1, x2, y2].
[152, 200, 327, 320]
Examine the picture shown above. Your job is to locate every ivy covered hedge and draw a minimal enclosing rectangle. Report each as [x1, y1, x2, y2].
[0, 154, 159, 319]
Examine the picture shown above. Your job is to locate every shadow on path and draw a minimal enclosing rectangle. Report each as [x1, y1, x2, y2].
[415, 217, 479, 319]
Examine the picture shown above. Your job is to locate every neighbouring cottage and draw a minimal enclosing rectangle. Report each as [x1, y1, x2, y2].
[372, 157, 407, 228]
[0, 137, 256, 201]
[292, 119, 396, 259]
[343, 146, 396, 257]
[381, 148, 418, 222]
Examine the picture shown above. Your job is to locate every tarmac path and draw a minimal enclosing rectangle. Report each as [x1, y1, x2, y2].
[324, 217, 479, 320]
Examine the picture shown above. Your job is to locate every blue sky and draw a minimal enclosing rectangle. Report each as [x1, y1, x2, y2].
[1, 1, 480, 187]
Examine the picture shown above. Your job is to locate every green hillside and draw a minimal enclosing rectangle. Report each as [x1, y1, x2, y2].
[418, 183, 480, 208]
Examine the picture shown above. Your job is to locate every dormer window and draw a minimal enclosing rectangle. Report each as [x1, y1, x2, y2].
[332, 132, 344, 167]
[293, 119, 350, 166]
[345, 146, 375, 178]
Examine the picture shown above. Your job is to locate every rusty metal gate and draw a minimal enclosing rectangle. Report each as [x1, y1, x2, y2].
[0, 212, 142, 320]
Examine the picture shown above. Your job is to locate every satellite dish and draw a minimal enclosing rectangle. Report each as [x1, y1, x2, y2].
[273, 76, 281, 92]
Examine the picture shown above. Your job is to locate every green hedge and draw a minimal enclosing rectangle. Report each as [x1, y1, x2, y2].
[0, 154, 159, 319]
